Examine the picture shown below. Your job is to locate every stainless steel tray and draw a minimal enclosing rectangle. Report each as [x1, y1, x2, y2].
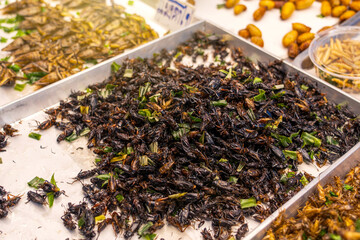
[0, 20, 360, 239]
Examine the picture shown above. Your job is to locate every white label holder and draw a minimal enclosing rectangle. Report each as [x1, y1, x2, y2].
[155, 0, 195, 31]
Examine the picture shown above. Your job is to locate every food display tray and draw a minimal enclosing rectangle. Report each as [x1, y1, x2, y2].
[0, 0, 170, 107]
[0, 20, 360, 239]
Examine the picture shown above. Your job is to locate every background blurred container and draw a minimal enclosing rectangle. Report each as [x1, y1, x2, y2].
[309, 26, 360, 93]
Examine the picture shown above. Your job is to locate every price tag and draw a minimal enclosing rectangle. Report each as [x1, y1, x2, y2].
[155, 0, 195, 31]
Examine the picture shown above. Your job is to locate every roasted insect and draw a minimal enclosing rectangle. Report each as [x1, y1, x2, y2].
[27, 191, 47, 205]
[0, 185, 21, 218]
[264, 163, 360, 240]
[40, 32, 360, 239]
[27, 174, 64, 207]
[0, 124, 18, 152]
[64, 202, 96, 238]
[0, 0, 158, 89]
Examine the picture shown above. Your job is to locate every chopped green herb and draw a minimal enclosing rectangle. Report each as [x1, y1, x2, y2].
[138, 109, 160, 122]
[196, 48, 205, 55]
[149, 142, 158, 153]
[78, 217, 85, 227]
[138, 222, 153, 236]
[106, 84, 117, 91]
[85, 59, 98, 65]
[188, 111, 202, 122]
[125, 146, 134, 154]
[95, 215, 106, 223]
[247, 108, 256, 121]
[265, 116, 283, 130]
[317, 14, 325, 18]
[1, 25, 18, 33]
[138, 108, 150, 118]
[0, 56, 10, 62]
[65, 128, 90, 142]
[110, 154, 127, 163]
[309, 150, 315, 160]
[218, 158, 228, 163]
[301, 132, 322, 148]
[280, 172, 296, 183]
[271, 131, 300, 147]
[325, 196, 333, 206]
[27, 176, 45, 189]
[356, 219, 360, 232]
[139, 82, 151, 98]
[120, 31, 130, 37]
[336, 101, 348, 110]
[219, 69, 228, 75]
[50, 173, 57, 187]
[111, 62, 121, 72]
[14, 83, 26, 91]
[0, 37, 7, 43]
[272, 84, 284, 90]
[139, 155, 153, 166]
[217, 3, 225, 9]
[344, 184, 353, 191]
[12, 29, 26, 39]
[172, 126, 190, 140]
[65, 130, 77, 142]
[329, 233, 341, 240]
[96, 174, 111, 181]
[300, 175, 309, 186]
[8, 64, 21, 72]
[80, 106, 89, 114]
[0, 157, 2, 164]
[253, 89, 266, 101]
[149, 93, 161, 103]
[329, 191, 338, 197]
[124, 69, 133, 78]
[237, 162, 245, 172]
[199, 131, 205, 144]
[253, 77, 262, 84]
[326, 136, 339, 146]
[142, 233, 156, 240]
[240, 197, 257, 209]
[168, 192, 187, 199]
[283, 150, 298, 160]
[116, 194, 124, 203]
[319, 229, 327, 237]
[271, 90, 286, 99]
[301, 84, 309, 91]
[25, 72, 48, 84]
[211, 99, 228, 107]
[184, 84, 198, 93]
[228, 176, 238, 184]
[174, 51, 182, 58]
[29, 132, 41, 140]
[104, 146, 113, 153]
[41, 6, 46, 12]
[47, 192, 54, 207]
